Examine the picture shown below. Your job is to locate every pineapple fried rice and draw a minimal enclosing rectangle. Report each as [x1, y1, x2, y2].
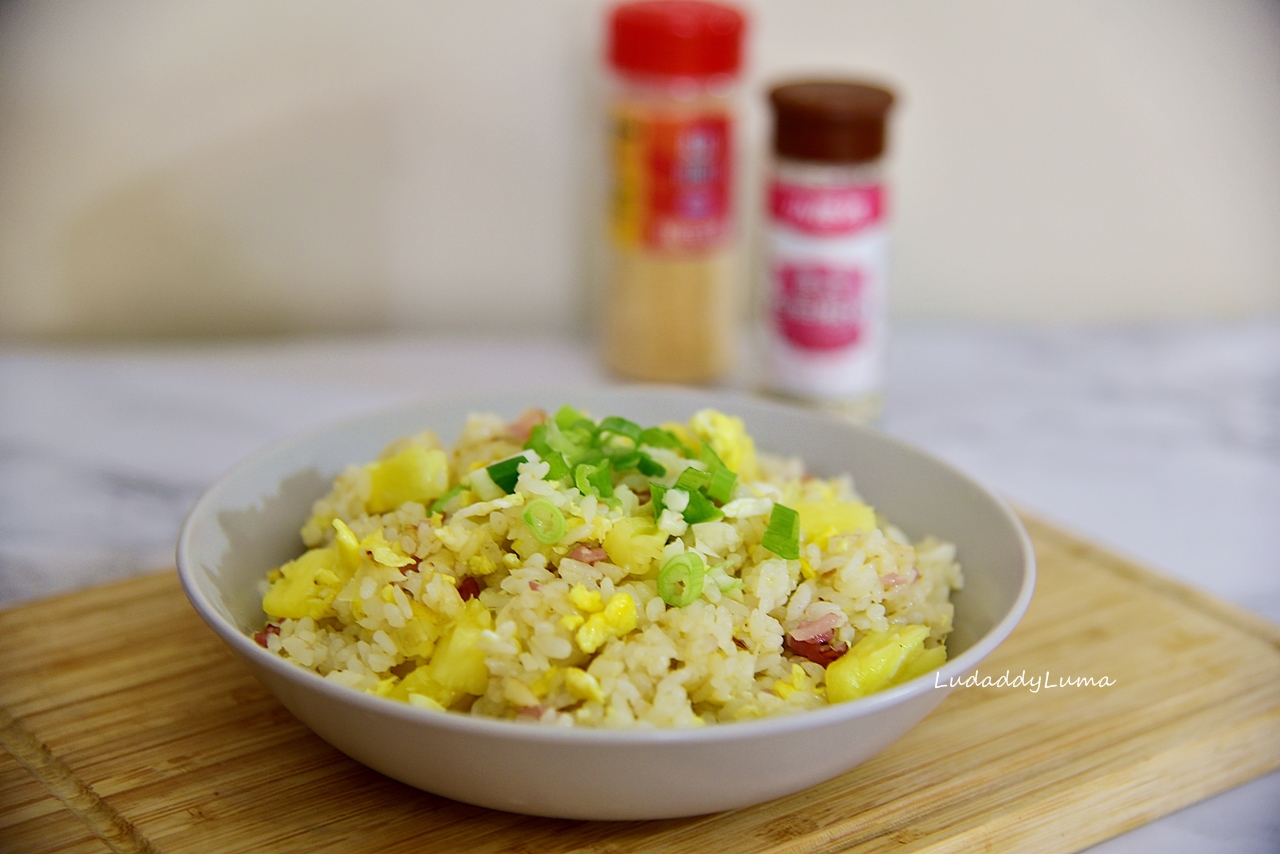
[255, 406, 963, 728]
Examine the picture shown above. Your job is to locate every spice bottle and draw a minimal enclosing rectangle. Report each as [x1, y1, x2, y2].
[763, 81, 896, 421]
[603, 0, 746, 384]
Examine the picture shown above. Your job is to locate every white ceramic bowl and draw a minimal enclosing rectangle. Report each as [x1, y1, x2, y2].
[177, 388, 1034, 820]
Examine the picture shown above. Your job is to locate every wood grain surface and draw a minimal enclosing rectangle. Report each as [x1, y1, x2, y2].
[2, 516, 1279, 854]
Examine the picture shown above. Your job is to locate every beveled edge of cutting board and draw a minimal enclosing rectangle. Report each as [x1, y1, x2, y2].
[1012, 508, 1280, 649]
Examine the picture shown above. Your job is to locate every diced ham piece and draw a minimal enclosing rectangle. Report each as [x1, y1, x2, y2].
[516, 705, 546, 720]
[785, 614, 849, 666]
[568, 544, 608, 565]
[506, 408, 547, 442]
[785, 635, 849, 667]
[882, 569, 919, 589]
[529, 581, 541, 591]
[253, 624, 280, 648]
[458, 576, 481, 601]
[788, 612, 843, 642]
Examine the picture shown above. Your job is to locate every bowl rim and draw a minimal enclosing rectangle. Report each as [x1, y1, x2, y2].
[176, 387, 1036, 746]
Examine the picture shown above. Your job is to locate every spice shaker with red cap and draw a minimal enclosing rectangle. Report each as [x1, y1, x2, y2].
[603, 0, 746, 384]
[763, 81, 896, 421]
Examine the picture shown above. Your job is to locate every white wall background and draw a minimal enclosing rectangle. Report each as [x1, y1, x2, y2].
[1, 0, 1277, 339]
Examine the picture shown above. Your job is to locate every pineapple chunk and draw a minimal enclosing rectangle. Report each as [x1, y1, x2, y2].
[794, 500, 876, 548]
[603, 516, 667, 576]
[365, 445, 449, 514]
[390, 598, 492, 708]
[426, 598, 492, 695]
[892, 643, 948, 686]
[392, 601, 441, 659]
[826, 625, 931, 704]
[263, 546, 347, 620]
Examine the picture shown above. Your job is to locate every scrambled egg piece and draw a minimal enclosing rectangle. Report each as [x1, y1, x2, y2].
[689, 409, 759, 481]
[773, 663, 814, 700]
[574, 592, 638, 654]
[569, 584, 603, 613]
[564, 667, 605, 704]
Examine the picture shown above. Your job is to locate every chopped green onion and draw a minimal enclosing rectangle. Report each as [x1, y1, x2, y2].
[657, 552, 705, 607]
[639, 427, 683, 450]
[610, 450, 643, 471]
[544, 418, 595, 467]
[649, 483, 668, 518]
[554, 405, 593, 432]
[699, 441, 726, 471]
[522, 498, 566, 544]
[598, 416, 642, 445]
[485, 453, 528, 494]
[428, 483, 466, 515]
[467, 467, 503, 501]
[673, 467, 711, 493]
[574, 460, 614, 500]
[523, 425, 570, 481]
[707, 467, 737, 504]
[681, 489, 723, 524]
[637, 453, 666, 477]
[762, 504, 800, 560]
[708, 561, 744, 593]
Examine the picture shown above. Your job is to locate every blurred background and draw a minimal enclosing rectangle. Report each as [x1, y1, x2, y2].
[1, 0, 1278, 342]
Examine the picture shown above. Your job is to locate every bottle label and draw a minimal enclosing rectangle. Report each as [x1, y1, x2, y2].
[611, 106, 732, 252]
[769, 183, 883, 236]
[774, 263, 865, 351]
[766, 178, 888, 400]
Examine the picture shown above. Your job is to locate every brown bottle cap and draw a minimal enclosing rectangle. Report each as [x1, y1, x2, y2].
[770, 81, 895, 163]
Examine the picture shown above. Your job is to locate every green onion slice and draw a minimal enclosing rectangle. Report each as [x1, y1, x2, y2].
[428, 483, 466, 515]
[761, 504, 801, 560]
[598, 416, 642, 445]
[657, 552, 705, 607]
[553, 405, 593, 432]
[699, 441, 725, 471]
[639, 427, 683, 451]
[574, 460, 614, 500]
[610, 450, 642, 471]
[673, 467, 711, 493]
[649, 483, 668, 518]
[707, 467, 737, 504]
[681, 489, 724, 524]
[523, 425, 570, 481]
[522, 498, 566, 544]
[637, 453, 666, 477]
[486, 453, 531, 494]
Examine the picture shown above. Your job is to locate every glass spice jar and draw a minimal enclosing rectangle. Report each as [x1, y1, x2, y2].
[603, 0, 746, 384]
[762, 81, 896, 421]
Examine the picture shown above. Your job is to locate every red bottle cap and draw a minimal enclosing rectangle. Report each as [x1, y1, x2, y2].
[609, 1, 745, 78]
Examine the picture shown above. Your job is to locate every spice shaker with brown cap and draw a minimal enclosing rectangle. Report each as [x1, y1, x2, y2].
[763, 80, 896, 421]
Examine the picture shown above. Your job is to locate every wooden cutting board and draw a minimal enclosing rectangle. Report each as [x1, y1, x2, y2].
[3, 515, 1279, 854]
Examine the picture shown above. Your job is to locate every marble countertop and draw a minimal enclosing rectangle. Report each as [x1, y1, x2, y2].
[2, 319, 1278, 852]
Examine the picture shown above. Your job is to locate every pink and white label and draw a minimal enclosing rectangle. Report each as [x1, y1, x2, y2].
[773, 263, 866, 351]
[765, 175, 889, 400]
[769, 182, 883, 236]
